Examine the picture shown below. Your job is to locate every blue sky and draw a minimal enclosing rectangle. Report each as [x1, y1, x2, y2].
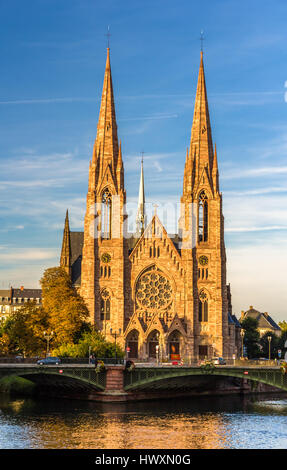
[0, 0, 287, 322]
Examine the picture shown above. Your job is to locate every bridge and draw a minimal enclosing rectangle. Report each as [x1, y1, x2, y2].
[124, 364, 287, 393]
[0, 364, 106, 396]
[0, 363, 286, 401]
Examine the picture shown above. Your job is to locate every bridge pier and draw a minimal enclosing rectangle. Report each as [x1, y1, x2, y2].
[95, 365, 129, 402]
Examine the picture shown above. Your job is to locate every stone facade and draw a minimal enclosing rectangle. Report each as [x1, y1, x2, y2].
[60, 48, 240, 361]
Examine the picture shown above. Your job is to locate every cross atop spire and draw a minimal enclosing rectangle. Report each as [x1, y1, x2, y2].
[199, 30, 205, 53]
[105, 25, 111, 49]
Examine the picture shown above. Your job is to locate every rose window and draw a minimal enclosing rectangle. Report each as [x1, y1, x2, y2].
[136, 266, 173, 311]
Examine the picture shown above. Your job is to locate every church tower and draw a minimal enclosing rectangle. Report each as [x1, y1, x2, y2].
[80, 48, 127, 340]
[179, 52, 232, 359]
[59, 47, 239, 361]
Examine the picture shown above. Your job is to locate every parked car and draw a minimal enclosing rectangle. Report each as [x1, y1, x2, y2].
[37, 357, 61, 365]
[15, 355, 24, 362]
[211, 357, 226, 365]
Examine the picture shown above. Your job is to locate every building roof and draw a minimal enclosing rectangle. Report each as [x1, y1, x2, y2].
[70, 231, 84, 286]
[0, 288, 42, 304]
[243, 306, 281, 331]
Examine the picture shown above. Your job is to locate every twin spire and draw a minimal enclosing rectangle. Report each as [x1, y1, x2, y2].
[89, 47, 218, 235]
[184, 51, 219, 195]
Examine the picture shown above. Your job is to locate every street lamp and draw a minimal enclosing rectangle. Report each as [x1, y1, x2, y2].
[44, 331, 53, 357]
[267, 335, 272, 360]
[240, 329, 245, 359]
[110, 328, 121, 363]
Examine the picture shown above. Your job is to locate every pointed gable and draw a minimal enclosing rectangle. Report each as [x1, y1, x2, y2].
[125, 311, 147, 335]
[130, 215, 182, 267]
[166, 313, 187, 336]
[145, 312, 168, 337]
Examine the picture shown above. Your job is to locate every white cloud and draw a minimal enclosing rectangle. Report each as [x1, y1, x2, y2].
[0, 249, 58, 262]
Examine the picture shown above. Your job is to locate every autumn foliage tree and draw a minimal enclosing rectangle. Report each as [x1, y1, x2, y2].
[0, 267, 124, 359]
[40, 267, 91, 348]
[0, 301, 48, 357]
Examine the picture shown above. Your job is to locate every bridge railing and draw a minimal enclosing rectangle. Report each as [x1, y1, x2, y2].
[0, 357, 125, 365]
[131, 358, 280, 367]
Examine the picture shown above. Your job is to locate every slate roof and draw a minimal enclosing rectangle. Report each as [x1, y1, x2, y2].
[243, 306, 281, 332]
[0, 288, 42, 304]
[70, 231, 84, 286]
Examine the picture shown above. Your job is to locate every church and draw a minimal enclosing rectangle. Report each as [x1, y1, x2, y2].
[60, 47, 241, 361]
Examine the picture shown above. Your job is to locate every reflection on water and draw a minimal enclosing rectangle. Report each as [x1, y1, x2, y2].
[0, 394, 286, 449]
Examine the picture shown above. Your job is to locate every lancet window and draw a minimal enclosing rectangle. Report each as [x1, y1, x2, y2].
[100, 288, 111, 321]
[199, 290, 208, 322]
[198, 190, 208, 242]
[101, 189, 112, 239]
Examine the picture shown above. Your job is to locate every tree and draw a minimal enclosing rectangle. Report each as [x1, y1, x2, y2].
[40, 267, 91, 347]
[240, 317, 260, 358]
[259, 332, 279, 359]
[278, 330, 287, 359]
[278, 321, 287, 333]
[51, 331, 124, 359]
[0, 301, 48, 357]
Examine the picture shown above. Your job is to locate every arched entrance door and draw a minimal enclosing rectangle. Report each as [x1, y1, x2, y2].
[147, 330, 159, 358]
[168, 330, 181, 359]
[126, 330, 139, 359]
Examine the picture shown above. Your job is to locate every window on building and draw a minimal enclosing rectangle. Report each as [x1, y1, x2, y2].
[100, 289, 111, 321]
[101, 189, 112, 239]
[199, 290, 208, 322]
[198, 191, 208, 242]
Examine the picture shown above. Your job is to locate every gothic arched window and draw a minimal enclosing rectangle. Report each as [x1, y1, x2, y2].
[199, 290, 208, 322]
[101, 189, 112, 239]
[198, 190, 208, 242]
[100, 288, 111, 321]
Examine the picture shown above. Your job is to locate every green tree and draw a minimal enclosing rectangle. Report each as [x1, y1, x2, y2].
[259, 332, 279, 359]
[51, 331, 124, 359]
[278, 330, 287, 359]
[240, 317, 260, 359]
[278, 321, 287, 333]
[0, 301, 48, 357]
[40, 267, 91, 347]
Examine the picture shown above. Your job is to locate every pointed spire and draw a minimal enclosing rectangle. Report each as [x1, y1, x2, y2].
[136, 156, 146, 235]
[60, 210, 71, 275]
[213, 143, 218, 171]
[116, 140, 124, 190]
[94, 48, 119, 178]
[189, 51, 213, 177]
[212, 143, 219, 193]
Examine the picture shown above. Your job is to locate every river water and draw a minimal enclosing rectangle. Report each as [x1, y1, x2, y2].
[0, 393, 286, 449]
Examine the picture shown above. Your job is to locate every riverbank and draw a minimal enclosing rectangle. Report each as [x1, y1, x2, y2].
[0, 375, 36, 396]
